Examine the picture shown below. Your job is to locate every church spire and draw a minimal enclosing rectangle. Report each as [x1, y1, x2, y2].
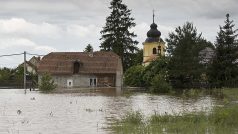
[153, 10, 155, 23]
[145, 10, 161, 43]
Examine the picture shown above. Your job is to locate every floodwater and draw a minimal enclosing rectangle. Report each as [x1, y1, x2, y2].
[0, 89, 215, 134]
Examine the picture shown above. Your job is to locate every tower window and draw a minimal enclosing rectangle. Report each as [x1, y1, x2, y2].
[73, 61, 80, 74]
[153, 48, 157, 54]
[158, 46, 161, 54]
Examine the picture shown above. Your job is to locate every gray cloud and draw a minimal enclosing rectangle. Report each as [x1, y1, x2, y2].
[0, 0, 237, 68]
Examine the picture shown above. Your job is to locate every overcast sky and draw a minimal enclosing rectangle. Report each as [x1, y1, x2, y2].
[0, 0, 238, 68]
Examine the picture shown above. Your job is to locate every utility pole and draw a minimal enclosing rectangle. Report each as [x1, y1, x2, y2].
[24, 51, 26, 93]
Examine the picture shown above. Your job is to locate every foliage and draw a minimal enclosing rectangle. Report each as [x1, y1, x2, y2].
[143, 56, 169, 87]
[208, 14, 238, 87]
[124, 56, 171, 90]
[84, 44, 93, 52]
[100, 0, 139, 71]
[131, 49, 143, 66]
[166, 22, 213, 88]
[39, 73, 57, 92]
[14, 66, 24, 83]
[111, 105, 238, 134]
[111, 89, 238, 133]
[0, 67, 13, 81]
[122, 111, 143, 125]
[150, 74, 172, 93]
[222, 88, 238, 101]
[0, 66, 38, 88]
[124, 65, 145, 87]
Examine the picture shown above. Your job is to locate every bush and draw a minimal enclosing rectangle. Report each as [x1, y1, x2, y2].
[124, 65, 145, 87]
[39, 73, 57, 92]
[150, 74, 172, 93]
[143, 56, 169, 87]
[122, 111, 144, 125]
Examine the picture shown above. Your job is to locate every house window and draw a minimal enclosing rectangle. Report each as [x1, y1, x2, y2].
[152, 48, 157, 54]
[73, 61, 80, 74]
[67, 79, 73, 88]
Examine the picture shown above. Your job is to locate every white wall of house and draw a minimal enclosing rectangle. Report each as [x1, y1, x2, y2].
[27, 66, 36, 74]
[51, 74, 97, 88]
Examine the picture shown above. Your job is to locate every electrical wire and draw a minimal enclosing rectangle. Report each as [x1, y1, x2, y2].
[0, 52, 45, 58]
[26, 52, 45, 57]
[0, 53, 24, 58]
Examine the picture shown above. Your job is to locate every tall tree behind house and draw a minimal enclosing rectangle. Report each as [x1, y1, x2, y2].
[166, 22, 212, 88]
[84, 44, 93, 52]
[209, 14, 238, 86]
[100, 0, 139, 71]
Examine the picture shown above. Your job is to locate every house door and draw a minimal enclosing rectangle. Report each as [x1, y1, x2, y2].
[90, 78, 97, 87]
[67, 79, 73, 88]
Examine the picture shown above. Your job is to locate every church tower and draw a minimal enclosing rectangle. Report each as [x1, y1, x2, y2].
[143, 12, 165, 66]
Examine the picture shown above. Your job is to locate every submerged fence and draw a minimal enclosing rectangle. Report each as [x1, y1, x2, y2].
[170, 80, 238, 89]
[0, 80, 23, 89]
[0, 80, 36, 89]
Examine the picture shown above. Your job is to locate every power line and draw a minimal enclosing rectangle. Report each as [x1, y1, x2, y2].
[26, 52, 45, 57]
[0, 52, 45, 58]
[0, 53, 23, 58]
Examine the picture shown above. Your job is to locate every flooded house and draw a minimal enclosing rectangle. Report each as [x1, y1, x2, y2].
[199, 47, 215, 64]
[19, 56, 41, 74]
[37, 51, 123, 88]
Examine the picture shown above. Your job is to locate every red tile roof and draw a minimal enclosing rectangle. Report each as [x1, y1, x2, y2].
[143, 54, 157, 63]
[38, 51, 122, 75]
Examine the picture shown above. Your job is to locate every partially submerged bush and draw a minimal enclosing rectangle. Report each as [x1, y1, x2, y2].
[150, 74, 172, 93]
[39, 73, 57, 92]
[122, 111, 144, 125]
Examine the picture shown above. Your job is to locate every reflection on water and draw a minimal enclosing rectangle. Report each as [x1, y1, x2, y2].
[0, 89, 215, 134]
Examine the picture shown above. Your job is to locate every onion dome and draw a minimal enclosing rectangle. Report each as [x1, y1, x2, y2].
[145, 12, 161, 43]
[147, 23, 161, 38]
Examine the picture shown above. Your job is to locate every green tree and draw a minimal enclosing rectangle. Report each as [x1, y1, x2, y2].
[100, 0, 139, 71]
[13, 66, 24, 83]
[0, 67, 14, 86]
[143, 56, 169, 87]
[124, 65, 145, 87]
[131, 49, 143, 66]
[209, 14, 238, 87]
[166, 22, 212, 88]
[84, 44, 93, 52]
[39, 73, 57, 92]
[0, 67, 12, 81]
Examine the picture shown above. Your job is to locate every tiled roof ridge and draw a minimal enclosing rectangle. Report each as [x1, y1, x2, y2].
[38, 51, 121, 75]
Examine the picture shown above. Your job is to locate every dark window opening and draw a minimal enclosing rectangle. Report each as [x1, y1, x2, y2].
[158, 46, 161, 54]
[153, 48, 157, 54]
[158, 46, 161, 50]
[73, 61, 80, 74]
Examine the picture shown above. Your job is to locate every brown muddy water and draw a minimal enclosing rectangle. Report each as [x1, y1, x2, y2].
[0, 89, 215, 134]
